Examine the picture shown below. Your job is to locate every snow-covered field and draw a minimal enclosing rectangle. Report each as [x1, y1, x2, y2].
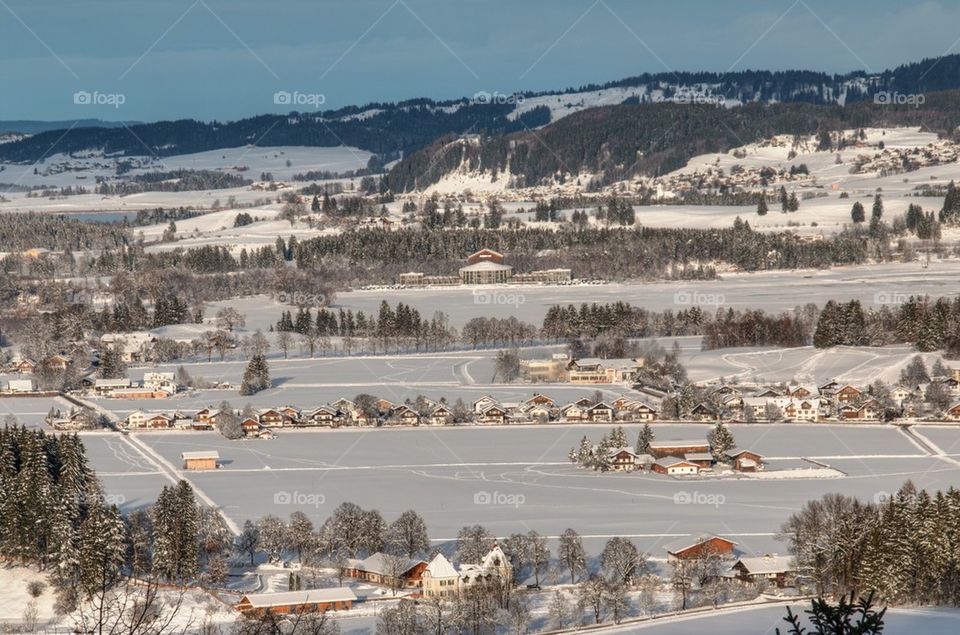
[83, 423, 960, 559]
[335, 259, 959, 327]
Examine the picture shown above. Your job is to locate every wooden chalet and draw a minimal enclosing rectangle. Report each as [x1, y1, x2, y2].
[342, 553, 427, 589]
[587, 402, 615, 423]
[651, 456, 700, 476]
[727, 449, 764, 472]
[731, 555, 796, 587]
[181, 451, 219, 470]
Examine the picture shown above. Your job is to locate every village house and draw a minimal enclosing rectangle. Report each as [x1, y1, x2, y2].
[689, 403, 719, 422]
[459, 544, 513, 591]
[241, 417, 262, 436]
[42, 354, 72, 371]
[100, 332, 156, 363]
[342, 553, 427, 589]
[523, 403, 552, 422]
[652, 456, 700, 476]
[430, 404, 454, 426]
[587, 402, 615, 423]
[308, 405, 339, 426]
[182, 451, 219, 470]
[93, 377, 132, 395]
[193, 408, 219, 427]
[143, 371, 178, 394]
[840, 399, 881, 421]
[259, 408, 297, 427]
[666, 535, 738, 561]
[560, 403, 586, 422]
[11, 357, 37, 374]
[730, 555, 796, 587]
[390, 405, 421, 426]
[477, 404, 507, 425]
[235, 588, 357, 617]
[609, 447, 639, 471]
[727, 449, 764, 472]
[684, 452, 715, 470]
[835, 385, 862, 404]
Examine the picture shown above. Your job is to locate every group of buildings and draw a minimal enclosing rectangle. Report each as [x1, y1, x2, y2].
[398, 248, 572, 286]
[605, 441, 765, 476]
[521, 354, 645, 384]
[119, 392, 663, 434]
[87, 372, 181, 399]
[235, 545, 512, 617]
[234, 537, 798, 618]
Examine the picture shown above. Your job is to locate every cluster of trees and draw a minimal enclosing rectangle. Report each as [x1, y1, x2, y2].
[96, 169, 251, 194]
[814, 296, 960, 353]
[568, 425, 655, 470]
[0, 213, 128, 252]
[782, 481, 960, 607]
[542, 301, 812, 350]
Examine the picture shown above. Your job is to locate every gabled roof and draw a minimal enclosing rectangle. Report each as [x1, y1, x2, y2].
[733, 554, 795, 575]
[351, 552, 425, 577]
[649, 439, 708, 449]
[181, 451, 219, 460]
[665, 534, 737, 556]
[655, 456, 697, 468]
[239, 588, 357, 608]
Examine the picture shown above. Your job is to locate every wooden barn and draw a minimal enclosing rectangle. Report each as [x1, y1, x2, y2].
[235, 588, 357, 616]
[181, 450, 219, 471]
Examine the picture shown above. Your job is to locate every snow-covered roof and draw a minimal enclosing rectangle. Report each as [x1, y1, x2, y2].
[655, 456, 696, 468]
[240, 588, 357, 608]
[181, 451, 219, 460]
[684, 452, 714, 461]
[425, 553, 458, 578]
[459, 261, 513, 272]
[649, 440, 708, 449]
[351, 552, 424, 576]
[734, 555, 795, 575]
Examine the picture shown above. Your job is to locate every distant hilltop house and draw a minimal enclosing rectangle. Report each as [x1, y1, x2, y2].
[100, 332, 157, 363]
[398, 248, 571, 287]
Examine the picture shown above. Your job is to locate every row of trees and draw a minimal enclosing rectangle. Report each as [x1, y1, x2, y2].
[814, 296, 960, 353]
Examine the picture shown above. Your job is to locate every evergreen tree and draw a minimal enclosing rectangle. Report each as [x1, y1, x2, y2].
[240, 354, 271, 396]
[872, 193, 883, 220]
[707, 423, 736, 461]
[635, 424, 655, 455]
[757, 195, 768, 216]
[851, 201, 866, 224]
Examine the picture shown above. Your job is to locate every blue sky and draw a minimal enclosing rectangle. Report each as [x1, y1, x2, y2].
[1, 0, 958, 122]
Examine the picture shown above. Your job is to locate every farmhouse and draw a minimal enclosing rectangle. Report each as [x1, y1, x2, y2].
[835, 385, 862, 404]
[566, 358, 643, 384]
[181, 451, 219, 470]
[587, 402, 615, 422]
[651, 456, 700, 476]
[666, 535, 738, 561]
[731, 555, 796, 587]
[342, 553, 427, 589]
[430, 404, 454, 426]
[948, 402, 960, 421]
[308, 405, 339, 426]
[684, 452, 715, 469]
[609, 447, 639, 471]
[11, 357, 37, 374]
[235, 588, 357, 617]
[240, 417, 261, 436]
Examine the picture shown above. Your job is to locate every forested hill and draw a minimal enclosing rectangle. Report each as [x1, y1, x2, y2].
[4, 53, 960, 164]
[386, 91, 960, 192]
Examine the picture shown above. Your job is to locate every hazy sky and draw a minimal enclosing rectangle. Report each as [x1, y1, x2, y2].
[2, 0, 958, 122]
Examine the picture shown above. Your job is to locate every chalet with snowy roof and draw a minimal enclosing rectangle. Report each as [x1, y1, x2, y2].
[523, 403, 552, 422]
[42, 354, 72, 371]
[559, 403, 585, 422]
[587, 402, 615, 422]
[727, 449, 764, 472]
[948, 402, 960, 421]
[840, 399, 880, 421]
[689, 402, 720, 422]
[648, 440, 710, 459]
[731, 555, 796, 587]
[609, 447, 639, 471]
[258, 408, 296, 427]
[429, 404, 454, 426]
[11, 357, 37, 374]
[666, 535, 737, 561]
[472, 395, 499, 414]
[818, 380, 842, 396]
[459, 544, 512, 590]
[788, 385, 816, 399]
[390, 404, 421, 426]
[193, 408, 219, 426]
[477, 404, 507, 425]
[236, 588, 356, 617]
[652, 456, 700, 476]
[93, 377, 132, 395]
[308, 405, 339, 426]
[835, 385, 862, 404]
[375, 398, 396, 412]
[526, 393, 555, 407]
[621, 400, 658, 422]
[754, 387, 783, 398]
[342, 553, 427, 589]
[241, 417, 261, 436]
